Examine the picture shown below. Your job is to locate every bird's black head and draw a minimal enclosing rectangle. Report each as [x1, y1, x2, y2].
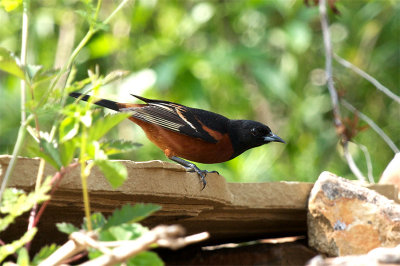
[228, 120, 285, 159]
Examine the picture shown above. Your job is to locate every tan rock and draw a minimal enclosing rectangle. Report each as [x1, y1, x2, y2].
[308, 171, 400, 256]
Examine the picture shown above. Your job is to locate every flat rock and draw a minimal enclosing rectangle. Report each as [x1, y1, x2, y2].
[308, 171, 400, 256]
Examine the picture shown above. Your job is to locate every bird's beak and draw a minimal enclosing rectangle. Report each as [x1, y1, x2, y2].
[264, 133, 286, 144]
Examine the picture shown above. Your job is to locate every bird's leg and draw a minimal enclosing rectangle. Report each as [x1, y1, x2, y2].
[169, 156, 218, 190]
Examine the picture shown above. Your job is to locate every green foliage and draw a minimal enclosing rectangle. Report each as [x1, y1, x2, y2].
[0, 0, 22, 12]
[127, 251, 164, 266]
[0, 228, 37, 262]
[56, 203, 162, 264]
[0, 178, 51, 232]
[0, 47, 24, 79]
[88, 113, 131, 141]
[16, 247, 29, 266]
[0, 179, 51, 263]
[95, 159, 127, 188]
[56, 222, 79, 235]
[31, 244, 59, 266]
[103, 203, 161, 230]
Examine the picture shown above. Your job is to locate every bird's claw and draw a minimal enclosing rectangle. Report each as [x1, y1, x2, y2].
[185, 168, 219, 175]
[184, 167, 219, 190]
[170, 156, 218, 190]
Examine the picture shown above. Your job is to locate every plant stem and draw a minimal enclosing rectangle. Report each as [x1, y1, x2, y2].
[318, 0, 366, 181]
[0, 0, 32, 201]
[80, 127, 92, 231]
[20, 0, 29, 123]
[0, 115, 34, 200]
[104, 0, 131, 25]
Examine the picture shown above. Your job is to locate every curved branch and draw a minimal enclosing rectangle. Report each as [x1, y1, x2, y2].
[334, 54, 400, 104]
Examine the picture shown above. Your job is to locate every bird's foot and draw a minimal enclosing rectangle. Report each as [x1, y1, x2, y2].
[184, 167, 219, 190]
[170, 156, 219, 190]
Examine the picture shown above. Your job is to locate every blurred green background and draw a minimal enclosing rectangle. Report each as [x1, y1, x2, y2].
[0, 0, 399, 183]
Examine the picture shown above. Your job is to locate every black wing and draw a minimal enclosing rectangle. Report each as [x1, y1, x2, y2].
[119, 95, 229, 143]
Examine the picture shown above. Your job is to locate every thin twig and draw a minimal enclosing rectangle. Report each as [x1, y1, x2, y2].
[81, 226, 209, 266]
[39, 226, 209, 266]
[20, 0, 29, 123]
[358, 144, 374, 183]
[319, 0, 366, 181]
[342, 142, 366, 181]
[334, 54, 400, 104]
[0, 0, 31, 202]
[319, 0, 341, 127]
[0, 115, 34, 201]
[32, 162, 79, 228]
[342, 100, 399, 153]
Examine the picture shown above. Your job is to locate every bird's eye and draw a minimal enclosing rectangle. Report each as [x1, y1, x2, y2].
[250, 128, 258, 136]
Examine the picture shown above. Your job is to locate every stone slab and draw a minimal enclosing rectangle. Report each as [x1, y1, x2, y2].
[0, 155, 398, 248]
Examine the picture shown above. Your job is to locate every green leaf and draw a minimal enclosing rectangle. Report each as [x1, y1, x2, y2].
[102, 140, 142, 155]
[106, 223, 148, 241]
[95, 160, 127, 188]
[127, 251, 164, 266]
[0, 47, 24, 79]
[31, 244, 59, 266]
[28, 145, 60, 170]
[0, 228, 37, 263]
[59, 116, 79, 143]
[40, 139, 62, 169]
[59, 141, 76, 167]
[103, 204, 161, 230]
[56, 222, 79, 235]
[0, 180, 51, 232]
[88, 113, 130, 141]
[16, 247, 30, 266]
[25, 64, 43, 81]
[0, 0, 22, 12]
[83, 212, 107, 231]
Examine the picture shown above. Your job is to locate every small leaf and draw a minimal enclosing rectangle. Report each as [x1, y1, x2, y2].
[102, 140, 142, 155]
[40, 139, 62, 169]
[25, 64, 43, 81]
[103, 203, 161, 230]
[0, 47, 24, 79]
[83, 212, 107, 231]
[0, 0, 22, 12]
[88, 113, 130, 141]
[17, 247, 29, 266]
[31, 244, 59, 266]
[59, 141, 76, 167]
[56, 222, 79, 235]
[127, 251, 164, 266]
[95, 160, 127, 188]
[59, 116, 79, 143]
[0, 228, 37, 263]
[106, 223, 148, 241]
[0, 179, 51, 231]
[28, 145, 59, 170]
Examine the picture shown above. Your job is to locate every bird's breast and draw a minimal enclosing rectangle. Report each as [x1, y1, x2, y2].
[129, 117, 234, 164]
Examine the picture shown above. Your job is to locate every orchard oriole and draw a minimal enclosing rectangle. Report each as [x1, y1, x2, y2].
[69, 92, 285, 189]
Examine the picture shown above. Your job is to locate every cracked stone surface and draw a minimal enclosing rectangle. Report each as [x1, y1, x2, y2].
[308, 171, 400, 256]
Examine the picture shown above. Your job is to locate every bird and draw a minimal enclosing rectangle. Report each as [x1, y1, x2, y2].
[69, 92, 285, 189]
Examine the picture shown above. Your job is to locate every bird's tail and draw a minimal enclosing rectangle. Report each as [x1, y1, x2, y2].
[69, 92, 120, 112]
